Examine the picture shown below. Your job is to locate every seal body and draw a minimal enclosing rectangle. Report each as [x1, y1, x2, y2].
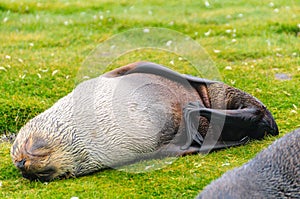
[11, 73, 198, 180]
[11, 62, 278, 181]
[197, 129, 300, 199]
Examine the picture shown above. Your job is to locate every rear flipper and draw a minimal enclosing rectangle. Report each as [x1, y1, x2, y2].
[182, 101, 264, 150]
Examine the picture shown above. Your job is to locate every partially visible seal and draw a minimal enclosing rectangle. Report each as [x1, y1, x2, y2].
[197, 128, 300, 199]
[11, 62, 278, 181]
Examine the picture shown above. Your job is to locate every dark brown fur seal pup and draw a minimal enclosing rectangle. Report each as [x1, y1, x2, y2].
[197, 128, 300, 199]
[11, 62, 278, 181]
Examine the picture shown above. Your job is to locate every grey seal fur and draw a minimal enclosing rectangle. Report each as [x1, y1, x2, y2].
[10, 62, 278, 181]
[197, 128, 300, 199]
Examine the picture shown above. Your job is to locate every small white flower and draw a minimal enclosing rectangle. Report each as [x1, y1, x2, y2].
[269, 2, 274, 7]
[194, 32, 198, 36]
[225, 29, 232, 33]
[66, 75, 70, 79]
[226, 15, 231, 19]
[222, 162, 230, 166]
[166, 40, 172, 47]
[3, 17, 8, 23]
[274, 8, 279, 13]
[64, 21, 69, 26]
[283, 91, 291, 96]
[204, 1, 210, 7]
[18, 58, 24, 63]
[293, 104, 298, 110]
[213, 49, 221, 53]
[297, 24, 300, 29]
[39, 68, 49, 73]
[143, 28, 150, 33]
[0, 66, 7, 71]
[0, 181, 2, 187]
[145, 164, 154, 170]
[7, 64, 11, 68]
[204, 29, 211, 36]
[238, 13, 243, 18]
[70, 197, 79, 199]
[52, 70, 59, 76]
[5, 55, 11, 59]
[169, 21, 174, 26]
[37, 73, 42, 78]
[291, 110, 297, 114]
[29, 43, 34, 47]
[170, 60, 174, 65]
[231, 39, 237, 43]
[194, 163, 202, 168]
[178, 57, 183, 61]
[99, 15, 104, 20]
[225, 66, 232, 70]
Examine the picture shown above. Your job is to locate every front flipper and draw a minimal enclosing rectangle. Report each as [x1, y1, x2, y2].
[104, 62, 220, 108]
[103, 61, 218, 84]
[158, 136, 249, 157]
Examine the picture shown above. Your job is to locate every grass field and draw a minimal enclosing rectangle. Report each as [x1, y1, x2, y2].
[0, 0, 299, 198]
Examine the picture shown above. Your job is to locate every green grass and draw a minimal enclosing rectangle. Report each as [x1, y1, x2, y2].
[0, 0, 299, 198]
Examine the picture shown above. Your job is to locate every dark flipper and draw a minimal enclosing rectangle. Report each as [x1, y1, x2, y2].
[182, 101, 262, 150]
[158, 136, 249, 156]
[104, 62, 217, 108]
[104, 61, 218, 84]
[197, 136, 250, 153]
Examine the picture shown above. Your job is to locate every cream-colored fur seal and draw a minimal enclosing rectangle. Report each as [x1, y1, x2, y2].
[11, 62, 278, 181]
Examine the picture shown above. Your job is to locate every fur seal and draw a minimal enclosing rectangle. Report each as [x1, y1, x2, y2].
[11, 62, 278, 181]
[197, 128, 300, 199]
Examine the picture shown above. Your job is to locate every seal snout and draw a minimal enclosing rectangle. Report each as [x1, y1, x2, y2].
[15, 158, 26, 170]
